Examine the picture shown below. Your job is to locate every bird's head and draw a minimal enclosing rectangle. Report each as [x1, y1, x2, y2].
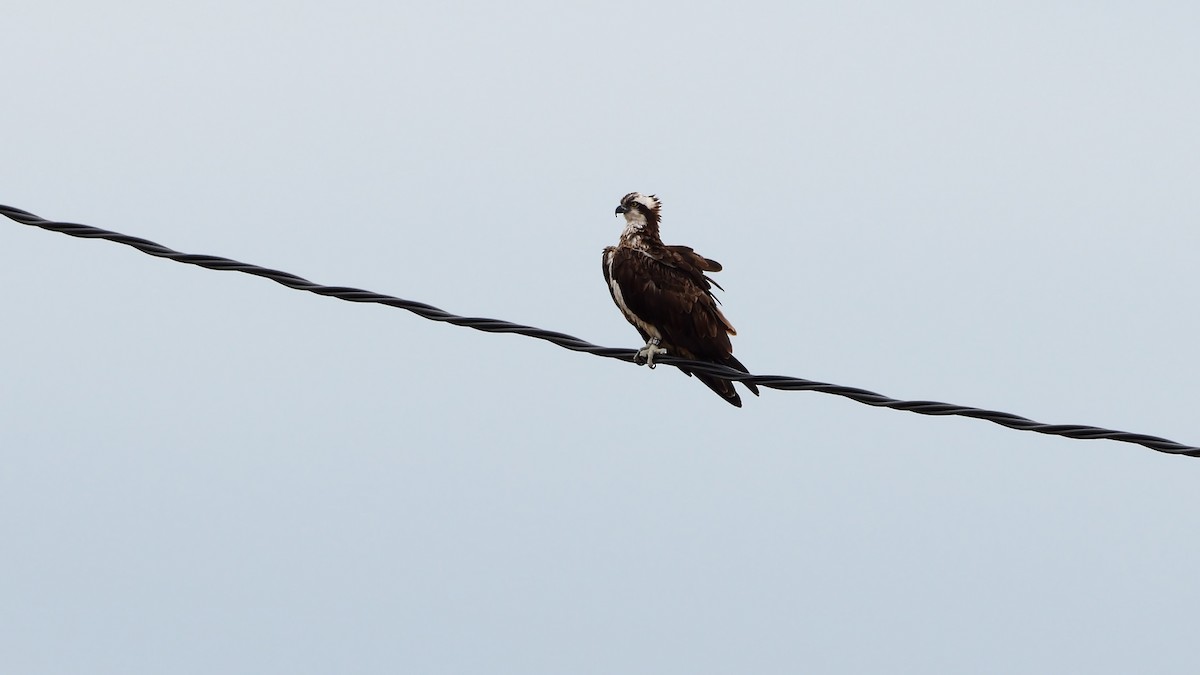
[614, 192, 662, 231]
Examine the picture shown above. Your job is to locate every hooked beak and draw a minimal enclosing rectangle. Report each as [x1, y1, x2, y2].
[614, 205, 627, 216]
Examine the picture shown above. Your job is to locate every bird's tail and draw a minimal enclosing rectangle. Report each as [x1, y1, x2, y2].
[687, 355, 759, 408]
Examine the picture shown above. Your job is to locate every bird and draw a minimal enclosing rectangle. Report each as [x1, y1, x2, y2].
[602, 192, 759, 407]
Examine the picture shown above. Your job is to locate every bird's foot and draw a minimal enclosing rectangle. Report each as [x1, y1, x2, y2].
[635, 338, 668, 369]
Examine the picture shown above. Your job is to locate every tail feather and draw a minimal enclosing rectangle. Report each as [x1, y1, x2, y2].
[681, 355, 759, 407]
[695, 372, 744, 407]
[725, 355, 760, 397]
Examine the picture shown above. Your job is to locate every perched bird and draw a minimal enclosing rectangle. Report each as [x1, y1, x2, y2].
[602, 192, 759, 407]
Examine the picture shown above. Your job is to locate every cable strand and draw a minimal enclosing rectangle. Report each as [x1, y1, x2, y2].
[4, 203, 1196, 458]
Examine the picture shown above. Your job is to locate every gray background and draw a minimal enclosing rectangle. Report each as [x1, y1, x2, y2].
[3, 1, 1199, 673]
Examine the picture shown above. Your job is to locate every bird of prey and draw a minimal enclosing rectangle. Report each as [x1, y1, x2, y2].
[602, 192, 759, 407]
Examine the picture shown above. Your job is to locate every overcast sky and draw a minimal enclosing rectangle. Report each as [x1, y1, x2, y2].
[4, 1, 1200, 673]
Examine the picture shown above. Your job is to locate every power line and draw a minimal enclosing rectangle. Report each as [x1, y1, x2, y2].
[3, 202, 1196, 458]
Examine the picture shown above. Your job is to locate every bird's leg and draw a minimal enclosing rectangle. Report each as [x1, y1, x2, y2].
[635, 337, 668, 369]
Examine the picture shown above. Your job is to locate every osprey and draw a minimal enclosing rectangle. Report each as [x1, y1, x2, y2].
[602, 192, 759, 407]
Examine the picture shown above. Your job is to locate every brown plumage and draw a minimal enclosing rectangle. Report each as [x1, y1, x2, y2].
[602, 192, 759, 407]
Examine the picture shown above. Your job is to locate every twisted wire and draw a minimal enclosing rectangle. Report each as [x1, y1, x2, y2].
[4, 203, 1196, 458]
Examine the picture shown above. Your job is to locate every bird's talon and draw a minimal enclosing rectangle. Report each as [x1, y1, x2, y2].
[634, 338, 666, 368]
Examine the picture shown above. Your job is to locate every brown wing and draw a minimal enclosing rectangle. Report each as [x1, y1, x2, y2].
[667, 245, 726, 292]
[604, 245, 759, 406]
[608, 246, 734, 362]
[603, 246, 649, 342]
[665, 245, 721, 271]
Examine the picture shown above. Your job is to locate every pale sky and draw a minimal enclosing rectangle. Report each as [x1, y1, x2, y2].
[3, 1, 1199, 673]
